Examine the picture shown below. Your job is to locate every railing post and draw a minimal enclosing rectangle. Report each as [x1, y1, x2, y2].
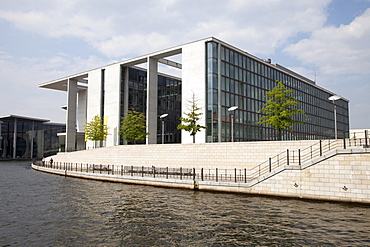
[259, 164, 261, 176]
[142, 166, 144, 177]
[193, 168, 195, 181]
[216, 168, 218, 182]
[201, 168, 204, 181]
[153, 166, 156, 178]
[234, 168, 237, 183]
[244, 168, 247, 183]
[287, 149, 290, 166]
[112, 165, 114, 175]
[366, 130, 368, 147]
[320, 140, 322, 156]
[298, 149, 301, 166]
[121, 165, 123, 176]
[166, 167, 168, 179]
[269, 158, 272, 172]
[131, 165, 133, 176]
[180, 167, 182, 180]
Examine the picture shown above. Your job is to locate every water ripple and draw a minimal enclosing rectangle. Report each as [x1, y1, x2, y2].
[1, 162, 370, 246]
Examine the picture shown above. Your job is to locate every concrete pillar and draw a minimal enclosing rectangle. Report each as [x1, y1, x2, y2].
[122, 67, 129, 145]
[13, 118, 17, 159]
[66, 79, 77, 152]
[77, 90, 87, 133]
[0, 121, 3, 153]
[37, 130, 44, 157]
[30, 121, 35, 158]
[146, 57, 158, 144]
[123, 67, 129, 118]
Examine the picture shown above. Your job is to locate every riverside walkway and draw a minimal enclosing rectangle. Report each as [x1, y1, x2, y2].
[32, 161, 260, 190]
[32, 137, 370, 204]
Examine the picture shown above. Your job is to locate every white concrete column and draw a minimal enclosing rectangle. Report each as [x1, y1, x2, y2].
[66, 78, 77, 152]
[123, 67, 129, 118]
[146, 57, 158, 144]
[181, 41, 207, 144]
[77, 90, 87, 133]
[122, 66, 129, 145]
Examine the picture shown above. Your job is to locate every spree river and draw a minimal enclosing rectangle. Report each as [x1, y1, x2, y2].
[1, 161, 370, 246]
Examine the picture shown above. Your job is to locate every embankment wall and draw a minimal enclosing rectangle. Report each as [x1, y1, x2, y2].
[37, 141, 370, 204]
[49, 140, 324, 170]
[199, 149, 370, 204]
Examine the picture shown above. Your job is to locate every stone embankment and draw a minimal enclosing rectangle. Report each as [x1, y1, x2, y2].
[32, 139, 370, 204]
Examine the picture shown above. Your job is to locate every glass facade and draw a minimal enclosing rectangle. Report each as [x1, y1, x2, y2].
[206, 41, 349, 142]
[0, 117, 65, 159]
[120, 67, 182, 144]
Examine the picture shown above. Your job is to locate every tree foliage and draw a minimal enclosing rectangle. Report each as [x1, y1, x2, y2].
[84, 115, 108, 144]
[177, 93, 207, 143]
[119, 110, 149, 144]
[257, 81, 305, 140]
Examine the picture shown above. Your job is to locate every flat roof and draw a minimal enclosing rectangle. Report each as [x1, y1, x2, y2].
[0, 115, 66, 126]
[38, 37, 213, 91]
[38, 36, 349, 102]
[0, 114, 50, 122]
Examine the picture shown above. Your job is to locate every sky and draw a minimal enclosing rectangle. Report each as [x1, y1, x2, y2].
[0, 0, 370, 129]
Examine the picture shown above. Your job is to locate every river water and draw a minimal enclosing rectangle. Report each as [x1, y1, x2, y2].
[1, 161, 370, 246]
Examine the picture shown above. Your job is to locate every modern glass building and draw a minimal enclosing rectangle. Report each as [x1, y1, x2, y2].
[119, 67, 182, 144]
[0, 115, 66, 159]
[39, 37, 349, 150]
[206, 41, 349, 142]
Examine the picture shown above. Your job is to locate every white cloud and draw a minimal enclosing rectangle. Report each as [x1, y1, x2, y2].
[0, 9, 114, 42]
[0, 53, 111, 122]
[284, 8, 370, 75]
[0, 0, 332, 58]
[95, 33, 172, 58]
[1, 0, 369, 128]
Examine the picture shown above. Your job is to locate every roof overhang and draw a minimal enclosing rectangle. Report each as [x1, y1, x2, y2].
[39, 73, 88, 92]
[0, 114, 50, 122]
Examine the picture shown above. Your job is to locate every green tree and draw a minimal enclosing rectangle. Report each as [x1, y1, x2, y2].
[257, 81, 306, 140]
[84, 115, 108, 148]
[177, 93, 207, 143]
[119, 110, 149, 144]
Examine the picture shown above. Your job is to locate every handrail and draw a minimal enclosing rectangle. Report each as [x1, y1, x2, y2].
[249, 137, 369, 182]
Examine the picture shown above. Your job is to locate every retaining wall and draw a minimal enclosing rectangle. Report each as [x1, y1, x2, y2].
[198, 149, 370, 204]
[37, 141, 370, 204]
[49, 140, 326, 170]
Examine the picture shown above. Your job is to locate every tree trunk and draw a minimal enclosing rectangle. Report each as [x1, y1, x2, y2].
[192, 135, 195, 144]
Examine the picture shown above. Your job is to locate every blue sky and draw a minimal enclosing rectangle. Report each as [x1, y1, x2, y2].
[1, 0, 370, 129]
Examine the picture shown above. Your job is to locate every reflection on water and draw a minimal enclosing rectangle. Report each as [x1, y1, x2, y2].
[1, 161, 370, 246]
